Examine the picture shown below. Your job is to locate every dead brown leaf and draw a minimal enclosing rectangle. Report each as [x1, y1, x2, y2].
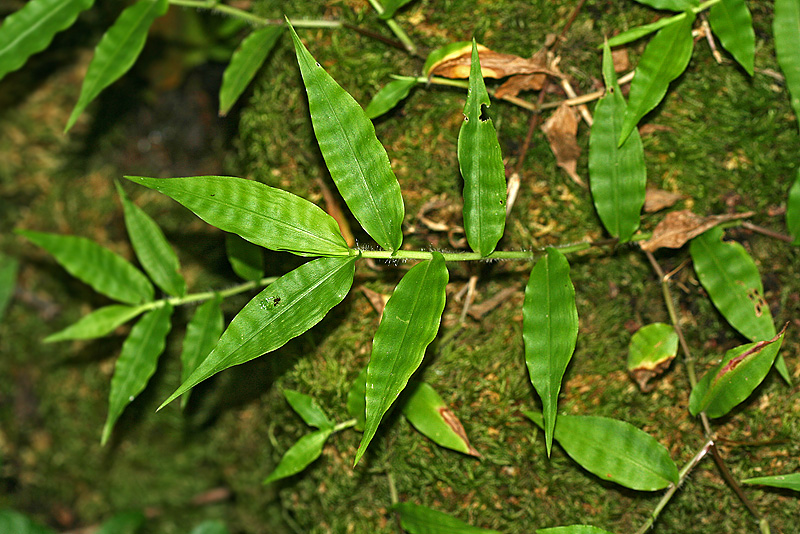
[360, 286, 390, 319]
[429, 44, 557, 80]
[644, 188, 685, 213]
[630, 356, 675, 393]
[467, 287, 518, 320]
[612, 48, 630, 73]
[541, 103, 584, 187]
[495, 49, 549, 98]
[316, 178, 354, 247]
[640, 210, 754, 252]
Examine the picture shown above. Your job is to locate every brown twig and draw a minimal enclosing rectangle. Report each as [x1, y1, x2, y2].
[741, 221, 794, 242]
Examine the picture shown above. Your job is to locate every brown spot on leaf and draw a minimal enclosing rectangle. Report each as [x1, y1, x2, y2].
[640, 210, 754, 252]
[630, 356, 675, 392]
[438, 406, 481, 458]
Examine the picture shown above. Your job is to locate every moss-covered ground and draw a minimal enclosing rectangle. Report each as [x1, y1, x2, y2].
[1, 0, 798, 533]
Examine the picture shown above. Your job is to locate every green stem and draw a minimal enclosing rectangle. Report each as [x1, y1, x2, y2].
[365, 0, 418, 55]
[141, 276, 278, 311]
[168, 0, 343, 28]
[333, 419, 357, 433]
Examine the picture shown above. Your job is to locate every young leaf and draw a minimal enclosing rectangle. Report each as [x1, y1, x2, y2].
[774, 0, 800, 130]
[96, 511, 145, 534]
[379, 0, 417, 19]
[364, 77, 418, 119]
[401, 381, 480, 457]
[589, 41, 647, 243]
[288, 22, 405, 252]
[160, 256, 356, 409]
[355, 253, 448, 465]
[619, 12, 695, 146]
[0, 0, 94, 82]
[0, 509, 56, 534]
[458, 40, 506, 257]
[689, 329, 785, 418]
[632, 0, 697, 11]
[788, 169, 800, 244]
[346, 366, 368, 432]
[393, 502, 501, 534]
[283, 389, 332, 429]
[225, 233, 264, 281]
[525, 411, 679, 491]
[263, 427, 333, 484]
[65, 0, 169, 132]
[219, 25, 284, 117]
[627, 323, 678, 392]
[45, 304, 147, 343]
[116, 182, 186, 297]
[708, 0, 755, 76]
[102, 304, 173, 445]
[125, 176, 350, 257]
[18, 230, 154, 305]
[179, 295, 224, 409]
[0, 252, 19, 321]
[523, 248, 578, 457]
[537, 526, 616, 534]
[741, 473, 800, 492]
[605, 16, 685, 48]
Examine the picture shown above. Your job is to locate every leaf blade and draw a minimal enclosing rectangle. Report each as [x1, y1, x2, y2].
[774, 0, 800, 130]
[365, 76, 418, 119]
[179, 295, 224, 409]
[458, 41, 507, 257]
[741, 473, 800, 491]
[632, 0, 697, 11]
[788, 169, 800, 245]
[225, 233, 264, 281]
[708, 0, 755, 76]
[393, 502, 501, 534]
[283, 389, 332, 428]
[288, 22, 405, 252]
[355, 253, 448, 465]
[263, 427, 333, 484]
[45, 304, 147, 343]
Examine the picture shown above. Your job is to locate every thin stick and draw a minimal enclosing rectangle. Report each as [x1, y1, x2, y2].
[741, 221, 794, 242]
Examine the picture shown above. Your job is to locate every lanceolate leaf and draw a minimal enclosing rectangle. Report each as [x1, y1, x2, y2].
[525, 411, 679, 491]
[605, 16, 685, 48]
[284, 389, 332, 428]
[95, 511, 145, 534]
[689, 329, 785, 418]
[619, 12, 695, 146]
[160, 256, 356, 409]
[589, 41, 647, 243]
[263, 427, 333, 484]
[0, 0, 94, 81]
[179, 295, 223, 409]
[401, 381, 480, 457]
[742, 473, 800, 492]
[788, 169, 800, 244]
[219, 25, 284, 116]
[393, 502, 501, 534]
[774, 0, 800, 130]
[346, 366, 368, 432]
[116, 182, 186, 297]
[45, 304, 147, 343]
[523, 248, 578, 457]
[18, 230, 154, 305]
[0, 509, 56, 534]
[225, 233, 264, 281]
[708, 0, 755, 76]
[537, 526, 616, 534]
[379, 0, 417, 19]
[632, 0, 697, 11]
[365, 77, 418, 119]
[458, 41, 506, 257]
[0, 252, 19, 321]
[102, 304, 173, 445]
[355, 253, 448, 465]
[288, 22, 405, 252]
[126, 176, 350, 257]
[65, 0, 168, 132]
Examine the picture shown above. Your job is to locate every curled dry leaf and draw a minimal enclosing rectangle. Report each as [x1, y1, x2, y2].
[360, 285, 390, 319]
[640, 210, 753, 252]
[495, 49, 549, 99]
[541, 103, 584, 187]
[428, 43, 557, 80]
[643, 188, 684, 213]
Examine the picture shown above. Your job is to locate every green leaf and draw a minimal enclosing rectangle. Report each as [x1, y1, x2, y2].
[116, 182, 186, 297]
[605, 16, 685, 48]
[96, 511, 145, 534]
[160, 256, 355, 409]
[774, 0, 800, 130]
[708, 0, 755, 76]
[423, 41, 471, 78]
[263, 427, 333, 484]
[458, 40, 506, 257]
[525, 411, 678, 491]
[537, 527, 616, 534]
[125, 176, 350, 257]
[0, 510, 56, 534]
[365, 77, 418, 119]
[288, 22, 405, 252]
[45, 304, 147, 343]
[284, 389, 332, 428]
[0, 0, 94, 82]
[632, 0, 697, 11]
[346, 365, 368, 432]
[689, 329, 785, 418]
[523, 248, 578, 457]
[379, 0, 417, 19]
[589, 41, 647, 243]
[401, 381, 480, 457]
[179, 295, 224, 409]
[619, 12, 695, 146]
[788, 169, 800, 244]
[355, 253, 448, 465]
[102, 304, 173, 445]
[18, 230, 154, 305]
[219, 25, 284, 116]
[225, 233, 264, 281]
[65, 0, 168, 132]
[0, 252, 19, 321]
[627, 323, 678, 391]
[393, 502, 501, 534]
[741, 473, 800, 491]
[190, 520, 230, 534]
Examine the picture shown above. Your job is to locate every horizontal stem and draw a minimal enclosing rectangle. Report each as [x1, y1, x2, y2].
[333, 419, 358, 433]
[168, 0, 342, 28]
[141, 276, 278, 312]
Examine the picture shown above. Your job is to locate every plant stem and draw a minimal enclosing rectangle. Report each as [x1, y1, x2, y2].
[365, 0, 418, 55]
[333, 419, 357, 433]
[141, 276, 278, 311]
[634, 439, 713, 534]
[168, 0, 343, 28]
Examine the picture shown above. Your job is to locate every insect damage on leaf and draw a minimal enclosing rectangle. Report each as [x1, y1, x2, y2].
[715, 324, 788, 380]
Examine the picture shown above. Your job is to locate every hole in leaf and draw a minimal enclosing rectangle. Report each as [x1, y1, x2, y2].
[479, 103, 491, 122]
